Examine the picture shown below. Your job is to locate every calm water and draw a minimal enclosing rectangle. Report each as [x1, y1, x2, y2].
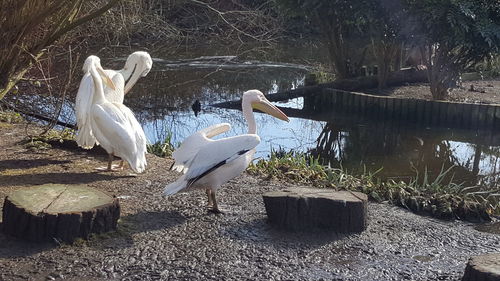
[9, 42, 500, 188]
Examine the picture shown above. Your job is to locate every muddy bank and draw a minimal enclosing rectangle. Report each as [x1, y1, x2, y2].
[0, 123, 498, 280]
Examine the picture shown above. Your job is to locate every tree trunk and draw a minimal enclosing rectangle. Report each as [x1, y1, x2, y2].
[429, 78, 449, 100]
[314, 12, 357, 80]
[372, 39, 398, 89]
[263, 188, 368, 232]
[0, 53, 43, 100]
[462, 253, 500, 281]
[424, 44, 460, 100]
[2, 184, 120, 243]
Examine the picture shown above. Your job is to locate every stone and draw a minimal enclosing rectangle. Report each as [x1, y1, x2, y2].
[2, 184, 120, 243]
[462, 253, 500, 281]
[262, 188, 368, 232]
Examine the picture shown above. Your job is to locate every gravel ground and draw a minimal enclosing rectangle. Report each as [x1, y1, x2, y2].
[0, 123, 499, 281]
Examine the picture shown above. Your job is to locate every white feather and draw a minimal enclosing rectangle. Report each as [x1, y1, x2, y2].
[84, 56, 148, 173]
[163, 134, 260, 195]
[75, 73, 97, 149]
[91, 103, 147, 173]
[171, 123, 231, 173]
[75, 52, 152, 150]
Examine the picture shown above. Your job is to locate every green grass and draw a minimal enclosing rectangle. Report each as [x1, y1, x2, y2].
[20, 128, 75, 151]
[147, 133, 175, 158]
[248, 150, 496, 222]
[0, 111, 23, 123]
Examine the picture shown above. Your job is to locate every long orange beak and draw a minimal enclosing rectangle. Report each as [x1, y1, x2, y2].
[96, 67, 116, 91]
[252, 98, 289, 122]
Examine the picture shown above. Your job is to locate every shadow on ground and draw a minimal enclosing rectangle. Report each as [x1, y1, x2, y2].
[0, 210, 186, 258]
[0, 224, 56, 258]
[0, 159, 71, 172]
[86, 210, 186, 250]
[0, 172, 133, 187]
[222, 217, 348, 250]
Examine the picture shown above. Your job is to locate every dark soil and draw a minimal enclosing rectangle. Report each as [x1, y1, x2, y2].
[365, 78, 500, 104]
[0, 122, 499, 280]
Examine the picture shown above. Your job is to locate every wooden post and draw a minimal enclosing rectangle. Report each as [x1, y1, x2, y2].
[462, 253, 500, 281]
[263, 188, 368, 232]
[2, 184, 120, 243]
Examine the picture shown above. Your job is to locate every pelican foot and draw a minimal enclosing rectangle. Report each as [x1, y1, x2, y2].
[208, 207, 225, 214]
[95, 164, 123, 172]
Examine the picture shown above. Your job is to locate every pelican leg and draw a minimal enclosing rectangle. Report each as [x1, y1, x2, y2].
[208, 190, 223, 214]
[106, 154, 114, 171]
[96, 154, 121, 171]
[206, 188, 213, 207]
[118, 160, 125, 170]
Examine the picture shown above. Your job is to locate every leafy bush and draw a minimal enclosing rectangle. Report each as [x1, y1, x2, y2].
[405, 0, 500, 99]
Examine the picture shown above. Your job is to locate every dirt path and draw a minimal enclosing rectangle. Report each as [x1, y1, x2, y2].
[0, 123, 498, 280]
[365, 78, 500, 104]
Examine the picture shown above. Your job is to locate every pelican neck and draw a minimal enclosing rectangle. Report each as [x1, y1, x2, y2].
[242, 99, 256, 134]
[89, 65, 106, 104]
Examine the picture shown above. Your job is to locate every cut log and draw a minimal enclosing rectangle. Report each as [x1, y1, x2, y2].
[2, 184, 120, 243]
[263, 188, 367, 232]
[462, 253, 500, 281]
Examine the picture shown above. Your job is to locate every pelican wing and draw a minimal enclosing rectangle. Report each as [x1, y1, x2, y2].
[185, 134, 259, 186]
[75, 73, 97, 149]
[164, 134, 260, 195]
[91, 103, 146, 173]
[115, 103, 148, 172]
[171, 123, 231, 173]
[104, 70, 125, 104]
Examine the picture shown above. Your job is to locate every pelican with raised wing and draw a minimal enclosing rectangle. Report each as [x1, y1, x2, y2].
[164, 90, 289, 213]
[83, 56, 147, 173]
[75, 51, 152, 149]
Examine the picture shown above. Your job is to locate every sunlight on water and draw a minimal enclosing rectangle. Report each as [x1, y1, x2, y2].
[8, 42, 499, 188]
[140, 106, 324, 159]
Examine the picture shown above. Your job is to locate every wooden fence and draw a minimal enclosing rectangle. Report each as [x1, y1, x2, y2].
[303, 88, 500, 130]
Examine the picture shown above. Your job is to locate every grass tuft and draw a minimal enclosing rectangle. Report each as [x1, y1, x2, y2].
[20, 129, 75, 151]
[0, 111, 24, 123]
[147, 133, 175, 158]
[248, 150, 495, 222]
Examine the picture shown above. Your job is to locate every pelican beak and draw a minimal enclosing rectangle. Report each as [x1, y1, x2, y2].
[96, 67, 116, 91]
[252, 98, 290, 122]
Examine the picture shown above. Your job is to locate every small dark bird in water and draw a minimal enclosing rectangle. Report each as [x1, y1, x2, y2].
[192, 99, 201, 117]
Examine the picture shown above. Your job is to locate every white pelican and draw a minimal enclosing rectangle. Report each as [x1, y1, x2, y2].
[75, 51, 152, 149]
[84, 56, 147, 173]
[164, 90, 289, 213]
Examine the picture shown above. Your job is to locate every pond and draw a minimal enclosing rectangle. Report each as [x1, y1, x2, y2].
[8, 42, 500, 189]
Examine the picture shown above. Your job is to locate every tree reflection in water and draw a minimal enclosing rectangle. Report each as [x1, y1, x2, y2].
[310, 120, 500, 188]
[4, 43, 499, 189]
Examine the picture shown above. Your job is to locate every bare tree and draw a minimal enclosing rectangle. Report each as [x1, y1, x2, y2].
[0, 0, 120, 100]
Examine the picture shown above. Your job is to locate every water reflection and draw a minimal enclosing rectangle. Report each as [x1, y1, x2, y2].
[309, 119, 500, 187]
[5, 42, 499, 188]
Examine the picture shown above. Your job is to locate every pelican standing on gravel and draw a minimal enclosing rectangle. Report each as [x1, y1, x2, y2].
[75, 51, 152, 149]
[82, 56, 147, 173]
[164, 90, 289, 213]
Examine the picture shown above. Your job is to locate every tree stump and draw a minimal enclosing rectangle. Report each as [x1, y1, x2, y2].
[462, 253, 500, 281]
[263, 188, 368, 232]
[2, 184, 120, 243]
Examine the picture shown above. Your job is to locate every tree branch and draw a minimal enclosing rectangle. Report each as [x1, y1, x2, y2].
[46, 0, 121, 46]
